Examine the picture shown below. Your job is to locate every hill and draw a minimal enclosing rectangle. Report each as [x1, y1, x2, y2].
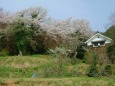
[0, 55, 115, 86]
[0, 55, 89, 78]
[104, 25, 115, 43]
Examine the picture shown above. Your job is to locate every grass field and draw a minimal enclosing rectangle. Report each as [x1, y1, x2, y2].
[0, 55, 115, 86]
[0, 77, 115, 86]
[0, 55, 89, 78]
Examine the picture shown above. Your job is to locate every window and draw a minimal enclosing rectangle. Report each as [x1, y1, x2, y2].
[93, 43, 98, 47]
[100, 42, 105, 46]
[93, 42, 105, 47]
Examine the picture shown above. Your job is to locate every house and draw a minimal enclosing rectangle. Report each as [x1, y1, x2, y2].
[85, 32, 113, 64]
[85, 32, 112, 48]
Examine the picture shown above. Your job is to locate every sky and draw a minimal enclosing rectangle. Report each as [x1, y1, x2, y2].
[0, 0, 115, 32]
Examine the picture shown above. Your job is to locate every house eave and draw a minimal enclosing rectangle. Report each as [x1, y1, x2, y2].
[85, 33, 113, 44]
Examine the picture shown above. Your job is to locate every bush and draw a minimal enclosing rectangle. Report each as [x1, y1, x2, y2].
[84, 50, 96, 64]
[67, 63, 89, 77]
[87, 54, 99, 77]
[104, 65, 112, 75]
[107, 44, 115, 64]
[0, 49, 9, 56]
[76, 47, 86, 59]
[87, 64, 98, 77]
[98, 64, 112, 77]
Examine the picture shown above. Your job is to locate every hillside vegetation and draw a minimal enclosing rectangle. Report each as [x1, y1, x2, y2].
[104, 25, 115, 42]
[0, 55, 115, 86]
[0, 6, 115, 86]
[0, 55, 89, 78]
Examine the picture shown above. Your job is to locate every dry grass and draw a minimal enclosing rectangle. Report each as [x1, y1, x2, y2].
[0, 55, 115, 86]
[0, 77, 115, 86]
[0, 55, 54, 68]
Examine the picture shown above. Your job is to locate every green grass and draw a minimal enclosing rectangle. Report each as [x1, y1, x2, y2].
[0, 55, 54, 78]
[0, 55, 115, 78]
[0, 55, 115, 86]
[0, 56, 85, 78]
[0, 66, 39, 78]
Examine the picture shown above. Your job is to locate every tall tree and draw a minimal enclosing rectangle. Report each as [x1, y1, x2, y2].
[104, 25, 115, 43]
[6, 20, 32, 55]
[45, 18, 93, 57]
[5, 7, 48, 55]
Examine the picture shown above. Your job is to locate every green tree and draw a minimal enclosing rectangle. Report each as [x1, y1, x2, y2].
[4, 7, 48, 55]
[7, 21, 32, 55]
[104, 25, 115, 42]
[107, 44, 115, 64]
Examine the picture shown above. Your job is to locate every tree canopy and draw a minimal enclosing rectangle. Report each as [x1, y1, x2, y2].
[104, 25, 115, 43]
[0, 7, 93, 56]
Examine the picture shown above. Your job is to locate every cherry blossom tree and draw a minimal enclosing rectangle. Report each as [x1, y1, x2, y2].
[2, 7, 49, 55]
[0, 7, 93, 56]
[44, 18, 93, 52]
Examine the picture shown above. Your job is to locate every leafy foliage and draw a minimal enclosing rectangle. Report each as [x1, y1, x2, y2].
[0, 49, 9, 56]
[87, 54, 98, 77]
[104, 65, 112, 75]
[107, 44, 115, 64]
[0, 7, 92, 55]
[48, 47, 69, 77]
[12, 21, 32, 55]
[84, 50, 96, 64]
[104, 25, 115, 42]
[76, 45, 86, 59]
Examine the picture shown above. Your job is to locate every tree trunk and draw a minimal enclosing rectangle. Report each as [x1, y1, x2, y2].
[19, 50, 22, 56]
[74, 51, 77, 60]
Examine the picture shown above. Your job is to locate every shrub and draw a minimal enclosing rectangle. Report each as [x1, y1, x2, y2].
[107, 44, 115, 64]
[98, 64, 112, 77]
[87, 64, 98, 77]
[67, 63, 89, 77]
[76, 47, 86, 59]
[0, 49, 9, 56]
[87, 54, 99, 77]
[84, 50, 96, 64]
[104, 65, 112, 76]
[48, 47, 68, 77]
